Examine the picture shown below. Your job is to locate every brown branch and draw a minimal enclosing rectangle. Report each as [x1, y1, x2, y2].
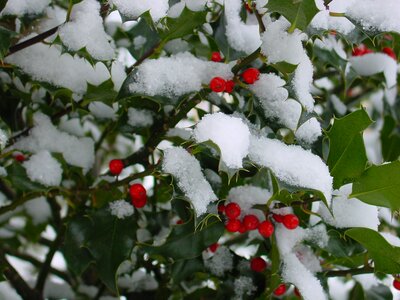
[0, 249, 43, 300]
[5, 25, 61, 58]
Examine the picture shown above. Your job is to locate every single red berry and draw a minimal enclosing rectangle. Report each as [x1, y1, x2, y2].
[243, 214, 260, 230]
[218, 204, 225, 213]
[244, 2, 253, 13]
[274, 284, 287, 296]
[272, 214, 284, 223]
[241, 68, 260, 84]
[238, 222, 248, 234]
[109, 159, 124, 175]
[176, 219, 183, 225]
[225, 202, 241, 219]
[225, 219, 241, 232]
[225, 80, 235, 93]
[250, 257, 267, 272]
[129, 183, 147, 208]
[282, 214, 299, 230]
[393, 278, 400, 290]
[210, 77, 226, 93]
[294, 287, 301, 298]
[258, 220, 274, 238]
[383, 47, 397, 60]
[352, 45, 373, 56]
[209, 243, 219, 253]
[14, 154, 25, 162]
[211, 51, 222, 62]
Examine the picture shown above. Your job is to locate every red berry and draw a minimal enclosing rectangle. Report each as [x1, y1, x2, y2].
[274, 284, 287, 296]
[393, 279, 400, 290]
[225, 80, 235, 93]
[225, 202, 241, 219]
[14, 154, 25, 162]
[250, 257, 267, 272]
[211, 51, 222, 62]
[383, 47, 397, 60]
[243, 214, 260, 230]
[294, 287, 301, 298]
[258, 220, 274, 238]
[272, 214, 284, 223]
[209, 243, 219, 253]
[244, 2, 253, 13]
[129, 183, 147, 208]
[109, 159, 124, 175]
[282, 214, 299, 230]
[225, 219, 241, 232]
[238, 222, 248, 234]
[352, 45, 373, 56]
[176, 219, 183, 225]
[241, 68, 260, 84]
[218, 204, 225, 213]
[210, 77, 226, 93]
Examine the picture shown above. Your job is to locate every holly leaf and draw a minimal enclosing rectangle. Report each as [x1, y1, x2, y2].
[326, 109, 372, 188]
[266, 0, 319, 31]
[0, 26, 16, 60]
[380, 115, 400, 162]
[0, 0, 7, 13]
[345, 227, 400, 274]
[83, 208, 137, 293]
[83, 79, 117, 106]
[350, 161, 400, 211]
[160, 7, 207, 42]
[143, 217, 224, 261]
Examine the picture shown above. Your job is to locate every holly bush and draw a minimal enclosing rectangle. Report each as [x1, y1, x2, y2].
[0, 0, 400, 299]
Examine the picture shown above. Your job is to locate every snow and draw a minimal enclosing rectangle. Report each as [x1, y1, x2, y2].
[346, 0, 400, 34]
[167, 128, 192, 140]
[320, 184, 380, 230]
[23, 151, 62, 187]
[203, 246, 233, 276]
[295, 118, 322, 145]
[88, 102, 117, 120]
[14, 113, 95, 172]
[5, 40, 110, 94]
[129, 52, 233, 98]
[24, 196, 52, 225]
[224, 0, 261, 54]
[1, 0, 50, 16]
[118, 269, 158, 292]
[162, 147, 217, 215]
[380, 232, 400, 247]
[39, 6, 67, 35]
[261, 18, 305, 65]
[0, 129, 8, 150]
[227, 185, 272, 211]
[250, 73, 301, 130]
[233, 276, 257, 299]
[193, 113, 251, 169]
[275, 223, 328, 300]
[292, 54, 315, 112]
[0, 167, 7, 177]
[133, 36, 147, 50]
[109, 200, 134, 219]
[59, 0, 114, 60]
[249, 135, 333, 203]
[349, 53, 398, 88]
[111, 61, 126, 91]
[168, 0, 208, 18]
[127, 108, 154, 127]
[110, 0, 169, 22]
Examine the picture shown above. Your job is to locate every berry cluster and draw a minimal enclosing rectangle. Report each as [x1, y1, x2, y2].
[108, 159, 147, 209]
[219, 202, 300, 237]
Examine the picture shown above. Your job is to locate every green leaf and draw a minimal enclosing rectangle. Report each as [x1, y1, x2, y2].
[0, 26, 16, 60]
[266, 0, 319, 31]
[63, 216, 94, 275]
[160, 7, 207, 42]
[84, 208, 137, 293]
[171, 258, 204, 283]
[6, 163, 46, 192]
[271, 61, 298, 76]
[380, 115, 400, 162]
[82, 79, 117, 106]
[143, 218, 224, 261]
[326, 109, 372, 188]
[350, 161, 400, 210]
[345, 227, 400, 274]
[349, 282, 365, 300]
[365, 284, 393, 300]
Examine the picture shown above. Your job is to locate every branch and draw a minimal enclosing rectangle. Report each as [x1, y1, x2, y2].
[5, 25, 61, 57]
[0, 250, 43, 300]
[322, 265, 374, 277]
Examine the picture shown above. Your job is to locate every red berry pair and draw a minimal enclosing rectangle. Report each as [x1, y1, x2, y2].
[209, 77, 235, 93]
[273, 213, 299, 230]
[129, 183, 147, 208]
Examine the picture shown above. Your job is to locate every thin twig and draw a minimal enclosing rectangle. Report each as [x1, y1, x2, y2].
[323, 265, 374, 277]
